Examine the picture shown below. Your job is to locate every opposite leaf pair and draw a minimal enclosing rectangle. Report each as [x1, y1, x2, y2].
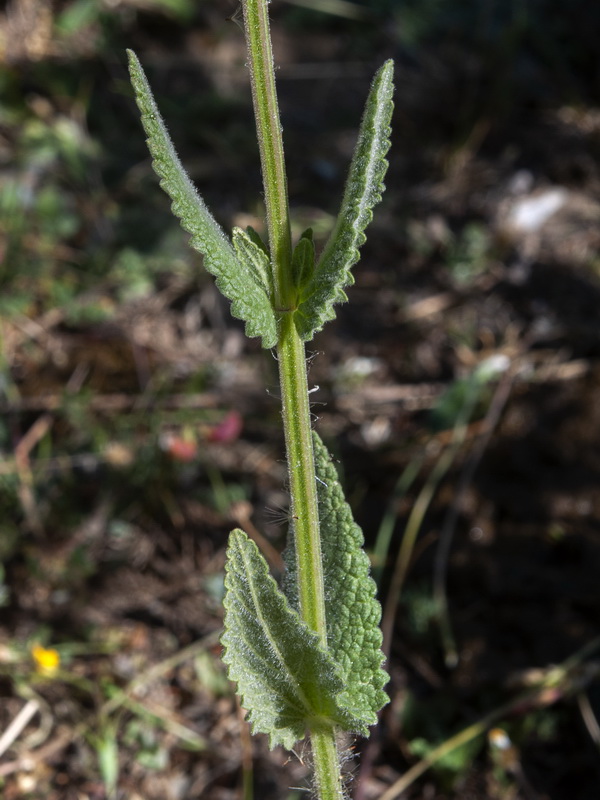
[128, 35, 394, 783]
[127, 50, 393, 349]
[222, 433, 389, 750]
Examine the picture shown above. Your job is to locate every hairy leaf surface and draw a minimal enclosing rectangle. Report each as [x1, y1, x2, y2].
[222, 529, 358, 750]
[127, 50, 277, 348]
[294, 60, 394, 340]
[232, 226, 274, 300]
[284, 434, 389, 728]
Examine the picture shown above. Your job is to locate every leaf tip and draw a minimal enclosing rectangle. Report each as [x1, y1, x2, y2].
[126, 48, 140, 74]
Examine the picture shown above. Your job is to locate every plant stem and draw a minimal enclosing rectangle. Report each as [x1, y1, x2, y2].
[278, 312, 326, 640]
[241, 0, 326, 654]
[277, 315, 342, 798]
[242, 0, 294, 310]
[242, 2, 342, 797]
[311, 728, 343, 800]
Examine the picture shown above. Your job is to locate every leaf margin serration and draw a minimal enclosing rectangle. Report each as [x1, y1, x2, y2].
[221, 529, 360, 750]
[283, 434, 389, 728]
[127, 49, 278, 348]
[294, 59, 394, 341]
[313, 432, 389, 723]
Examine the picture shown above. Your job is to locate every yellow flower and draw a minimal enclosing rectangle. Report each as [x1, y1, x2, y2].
[31, 644, 60, 676]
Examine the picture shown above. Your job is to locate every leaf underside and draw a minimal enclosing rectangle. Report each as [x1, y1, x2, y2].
[294, 60, 395, 341]
[222, 529, 358, 750]
[127, 50, 277, 348]
[284, 433, 389, 727]
[232, 226, 274, 301]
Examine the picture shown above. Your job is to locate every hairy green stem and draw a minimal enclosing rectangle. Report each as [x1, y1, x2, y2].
[242, 2, 341, 796]
[278, 313, 326, 640]
[241, 0, 326, 653]
[311, 728, 343, 800]
[242, 0, 294, 310]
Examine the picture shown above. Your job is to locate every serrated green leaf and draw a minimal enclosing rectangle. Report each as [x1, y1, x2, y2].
[284, 433, 389, 728]
[294, 60, 394, 341]
[221, 529, 357, 750]
[127, 50, 278, 348]
[314, 433, 389, 723]
[232, 226, 274, 300]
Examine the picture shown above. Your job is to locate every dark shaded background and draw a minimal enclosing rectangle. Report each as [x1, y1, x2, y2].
[1, 1, 600, 798]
